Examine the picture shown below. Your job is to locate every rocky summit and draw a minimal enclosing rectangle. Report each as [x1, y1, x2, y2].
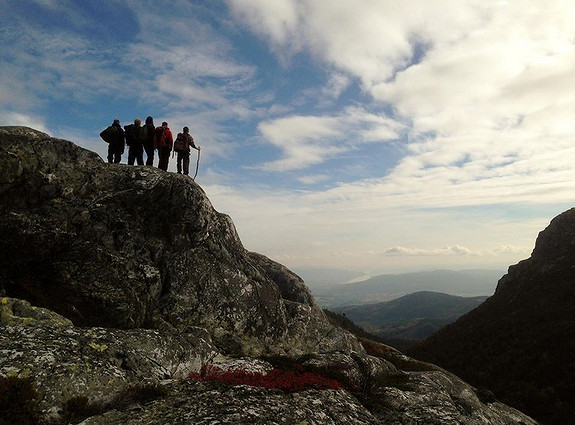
[0, 126, 536, 424]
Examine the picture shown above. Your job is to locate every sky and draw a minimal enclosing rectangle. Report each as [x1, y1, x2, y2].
[2, 0, 575, 277]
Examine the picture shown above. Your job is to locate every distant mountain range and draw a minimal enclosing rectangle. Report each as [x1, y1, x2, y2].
[332, 291, 488, 341]
[296, 269, 503, 308]
[292, 267, 366, 287]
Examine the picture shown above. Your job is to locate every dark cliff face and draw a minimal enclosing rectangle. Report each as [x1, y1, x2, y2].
[410, 208, 575, 425]
[0, 126, 356, 356]
[495, 207, 575, 299]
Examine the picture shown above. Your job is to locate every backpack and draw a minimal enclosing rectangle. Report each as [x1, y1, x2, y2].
[154, 126, 167, 149]
[124, 124, 136, 146]
[173, 133, 189, 153]
[100, 126, 118, 143]
[144, 124, 155, 145]
[138, 125, 148, 144]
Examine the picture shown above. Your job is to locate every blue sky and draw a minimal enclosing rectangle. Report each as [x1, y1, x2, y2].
[2, 0, 575, 276]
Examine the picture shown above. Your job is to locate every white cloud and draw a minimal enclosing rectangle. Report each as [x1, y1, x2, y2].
[297, 174, 330, 185]
[255, 107, 404, 171]
[204, 177, 543, 272]
[381, 244, 529, 257]
[0, 112, 49, 133]
[226, 0, 303, 63]
[128, 38, 255, 83]
[493, 245, 530, 255]
[0, 24, 135, 107]
[382, 245, 474, 256]
[256, 115, 344, 171]
[322, 73, 351, 99]
[228, 0, 486, 84]
[229, 0, 575, 207]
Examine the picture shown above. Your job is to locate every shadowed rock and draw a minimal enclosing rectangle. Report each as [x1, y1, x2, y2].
[0, 126, 358, 356]
[410, 208, 575, 424]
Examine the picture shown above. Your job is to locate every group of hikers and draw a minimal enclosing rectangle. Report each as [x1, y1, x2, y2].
[100, 117, 201, 176]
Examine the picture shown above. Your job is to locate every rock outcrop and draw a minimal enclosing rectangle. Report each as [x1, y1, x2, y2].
[411, 208, 575, 425]
[0, 126, 357, 357]
[1, 308, 216, 416]
[0, 127, 536, 424]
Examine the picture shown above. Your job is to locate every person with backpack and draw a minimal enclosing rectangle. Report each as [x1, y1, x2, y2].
[100, 119, 125, 164]
[154, 121, 173, 171]
[143, 116, 155, 166]
[124, 118, 147, 165]
[173, 126, 200, 176]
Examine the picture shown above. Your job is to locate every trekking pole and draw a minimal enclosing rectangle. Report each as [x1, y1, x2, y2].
[193, 148, 201, 181]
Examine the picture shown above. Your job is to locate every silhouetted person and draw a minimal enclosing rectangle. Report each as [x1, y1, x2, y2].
[124, 118, 146, 165]
[143, 116, 155, 166]
[103, 119, 125, 164]
[174, 126, 200, 176]
[154, 121, 173, 171]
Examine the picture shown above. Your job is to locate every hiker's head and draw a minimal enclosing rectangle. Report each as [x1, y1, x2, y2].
[145, 116, 153, 125]
[162, 121, 168, 127]
[113, 119, 120, 125]
[134, 118, 141, 126]
[183, 126, 189, 133]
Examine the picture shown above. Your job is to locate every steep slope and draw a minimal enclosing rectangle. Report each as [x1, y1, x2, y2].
[0, 127, 536, 424]
[335, 291, 487, 340]
[410, 208, 575, 425]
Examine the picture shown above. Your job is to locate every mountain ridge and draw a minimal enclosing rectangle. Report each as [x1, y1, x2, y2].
[410, 208, 575, 425]
[333, 291, 488, 341]
[311, 269, 502, 307]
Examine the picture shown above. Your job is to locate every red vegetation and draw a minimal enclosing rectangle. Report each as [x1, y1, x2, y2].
[188, 364, 341, 392]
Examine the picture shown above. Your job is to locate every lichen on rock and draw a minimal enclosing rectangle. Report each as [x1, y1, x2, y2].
[0, 297, 72, 326]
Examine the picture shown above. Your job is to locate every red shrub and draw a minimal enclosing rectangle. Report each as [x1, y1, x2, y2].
[188, 365, 341, 392]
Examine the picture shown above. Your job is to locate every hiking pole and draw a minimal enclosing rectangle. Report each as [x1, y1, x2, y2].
[193, 148, 201, 181]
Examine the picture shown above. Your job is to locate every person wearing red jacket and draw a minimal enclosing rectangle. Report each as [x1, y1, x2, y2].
[154, 121, 173, 171]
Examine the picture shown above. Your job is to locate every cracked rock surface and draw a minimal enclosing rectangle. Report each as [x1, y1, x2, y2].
[0, 126, 359, 357]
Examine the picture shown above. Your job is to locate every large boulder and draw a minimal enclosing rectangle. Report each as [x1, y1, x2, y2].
[0, 126, 359, 356]
[0, 297, 217, 417]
